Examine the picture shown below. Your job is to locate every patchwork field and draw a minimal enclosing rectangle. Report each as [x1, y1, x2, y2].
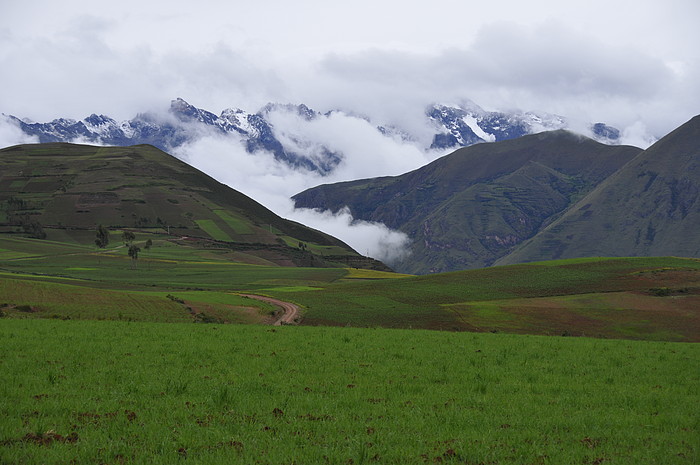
[268, 257, 700, 341]
[1, 319, 697, 465]
[1, 232, 699, 340]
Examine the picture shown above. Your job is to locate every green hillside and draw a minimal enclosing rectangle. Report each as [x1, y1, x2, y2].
[293, 131, 641, 273]
[267, 256, 700, 342]
[0, 143, 388, 270]
[499, 115, 700, 264]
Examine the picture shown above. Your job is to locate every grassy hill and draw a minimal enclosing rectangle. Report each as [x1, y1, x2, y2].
[0, 143, 388, 270]
[499, 115, 700, 264]
[266, 256, 700, 342]
[293, 130, 641, 273]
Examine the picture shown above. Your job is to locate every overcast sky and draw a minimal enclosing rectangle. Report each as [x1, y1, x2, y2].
[1, 0, 698, 137]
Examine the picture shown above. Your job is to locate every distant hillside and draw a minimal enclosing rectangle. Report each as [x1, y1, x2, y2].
[293, 131, 641, 273]
[498, 115, 700, 265]
[0, 143, 389, 270]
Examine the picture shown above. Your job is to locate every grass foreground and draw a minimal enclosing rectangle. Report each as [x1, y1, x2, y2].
[1, 319, 698, 464]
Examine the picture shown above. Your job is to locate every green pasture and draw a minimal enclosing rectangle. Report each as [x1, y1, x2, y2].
[268, 257, 700, 340]
[2, 234, 699, 340]
[195, 219, 233, 242]
[0, 319, 697, 464]
[0, 235, 348, 292]
[0, 277, 279, 323]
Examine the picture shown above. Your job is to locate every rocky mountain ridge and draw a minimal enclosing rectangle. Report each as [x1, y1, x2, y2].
[5, 99, 622, 174]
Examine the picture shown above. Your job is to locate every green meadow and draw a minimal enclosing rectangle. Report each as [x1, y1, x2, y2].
[1, 319, 698, 465]
[1, 233, 699, 340]
[268, 257, 700, 341]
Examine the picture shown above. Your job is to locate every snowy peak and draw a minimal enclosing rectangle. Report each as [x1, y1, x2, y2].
[427, 103, 574, 150]
[170, 98, 219, 125]
[6, 98, 623, 174]
[591, 122, 621, 143]
[260, 103, 319, 121]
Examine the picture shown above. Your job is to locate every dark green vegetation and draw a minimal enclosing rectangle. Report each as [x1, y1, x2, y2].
[499, 115, 700, 265]
[294, 116, 700, 274]
[294, 130, 642, 274]
[0, 143, 387, 270]
[2, 319, 698, 465]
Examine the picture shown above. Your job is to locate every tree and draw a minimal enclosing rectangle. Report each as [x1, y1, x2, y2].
[21, 218, 46, 239]
[128, 244, 141, 268]
[122, 230, 136, 245]
[121, 230, 139, 269]
[95, 224, 110, 248]
[144, 239, 153, 250]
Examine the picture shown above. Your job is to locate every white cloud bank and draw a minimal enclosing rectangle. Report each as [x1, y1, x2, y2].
[170, 109, 446, 265]
[0, 116, 38, 147]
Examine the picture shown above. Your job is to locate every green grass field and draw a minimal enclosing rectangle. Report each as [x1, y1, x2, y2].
[1, 319, 697, 465]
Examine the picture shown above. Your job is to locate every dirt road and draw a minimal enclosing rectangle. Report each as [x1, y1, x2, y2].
[239, 294, 301, 326]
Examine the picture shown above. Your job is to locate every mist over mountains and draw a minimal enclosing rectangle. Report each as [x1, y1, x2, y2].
[3, 98, 625, 175]
[4, 99, 695, 272]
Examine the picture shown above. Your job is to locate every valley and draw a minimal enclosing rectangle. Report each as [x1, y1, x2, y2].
[1, 126, 698, 464]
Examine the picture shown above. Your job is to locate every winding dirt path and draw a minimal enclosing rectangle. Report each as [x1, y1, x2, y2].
[239, 294, 301, 326]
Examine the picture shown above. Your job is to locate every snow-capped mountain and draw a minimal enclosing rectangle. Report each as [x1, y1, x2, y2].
[4, 98, 621, 174]
[427, 101, 590, 149]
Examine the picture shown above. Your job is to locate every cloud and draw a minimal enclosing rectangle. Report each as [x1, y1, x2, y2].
[2, 4, 697, 141]
[265, 108, 439, 180]
[618, 121, 657, 149]
[0, 116, 39, 147]
[291, 207, 411, 264]
[314, 21, 691, 138]
[0, 22, 284, 121]
[169, 110, 425, 266]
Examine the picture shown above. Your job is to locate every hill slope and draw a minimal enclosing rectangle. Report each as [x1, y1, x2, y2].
[0, 143, 388, 270]
[498, 115, 700, 264]
[269, 256, 700, 342]
[293, 131, 641, 273]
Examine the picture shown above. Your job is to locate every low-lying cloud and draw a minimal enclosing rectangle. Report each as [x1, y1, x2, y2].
[0, 116, 38, 148]
[169, 110, 443, 265]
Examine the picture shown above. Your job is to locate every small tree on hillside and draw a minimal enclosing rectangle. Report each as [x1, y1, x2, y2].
[128, 244, 141, 269]
[121, 230, 139, 269]
[95, 224, 110, 248]
[122, 230, 136, 245]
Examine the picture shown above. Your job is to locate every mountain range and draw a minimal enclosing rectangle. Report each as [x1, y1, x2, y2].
[4, 98, 622, 174]
[293, 116, 700, 274]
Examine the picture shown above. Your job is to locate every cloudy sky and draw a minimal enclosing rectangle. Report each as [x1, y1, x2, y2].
[1, 0, 698, 135]
[1, 0, 698, 262]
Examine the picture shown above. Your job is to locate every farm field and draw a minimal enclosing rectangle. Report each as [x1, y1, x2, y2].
[1, 319, 698, 465]
[268, 257, 700, 341]
[2, 233, 700, 340]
